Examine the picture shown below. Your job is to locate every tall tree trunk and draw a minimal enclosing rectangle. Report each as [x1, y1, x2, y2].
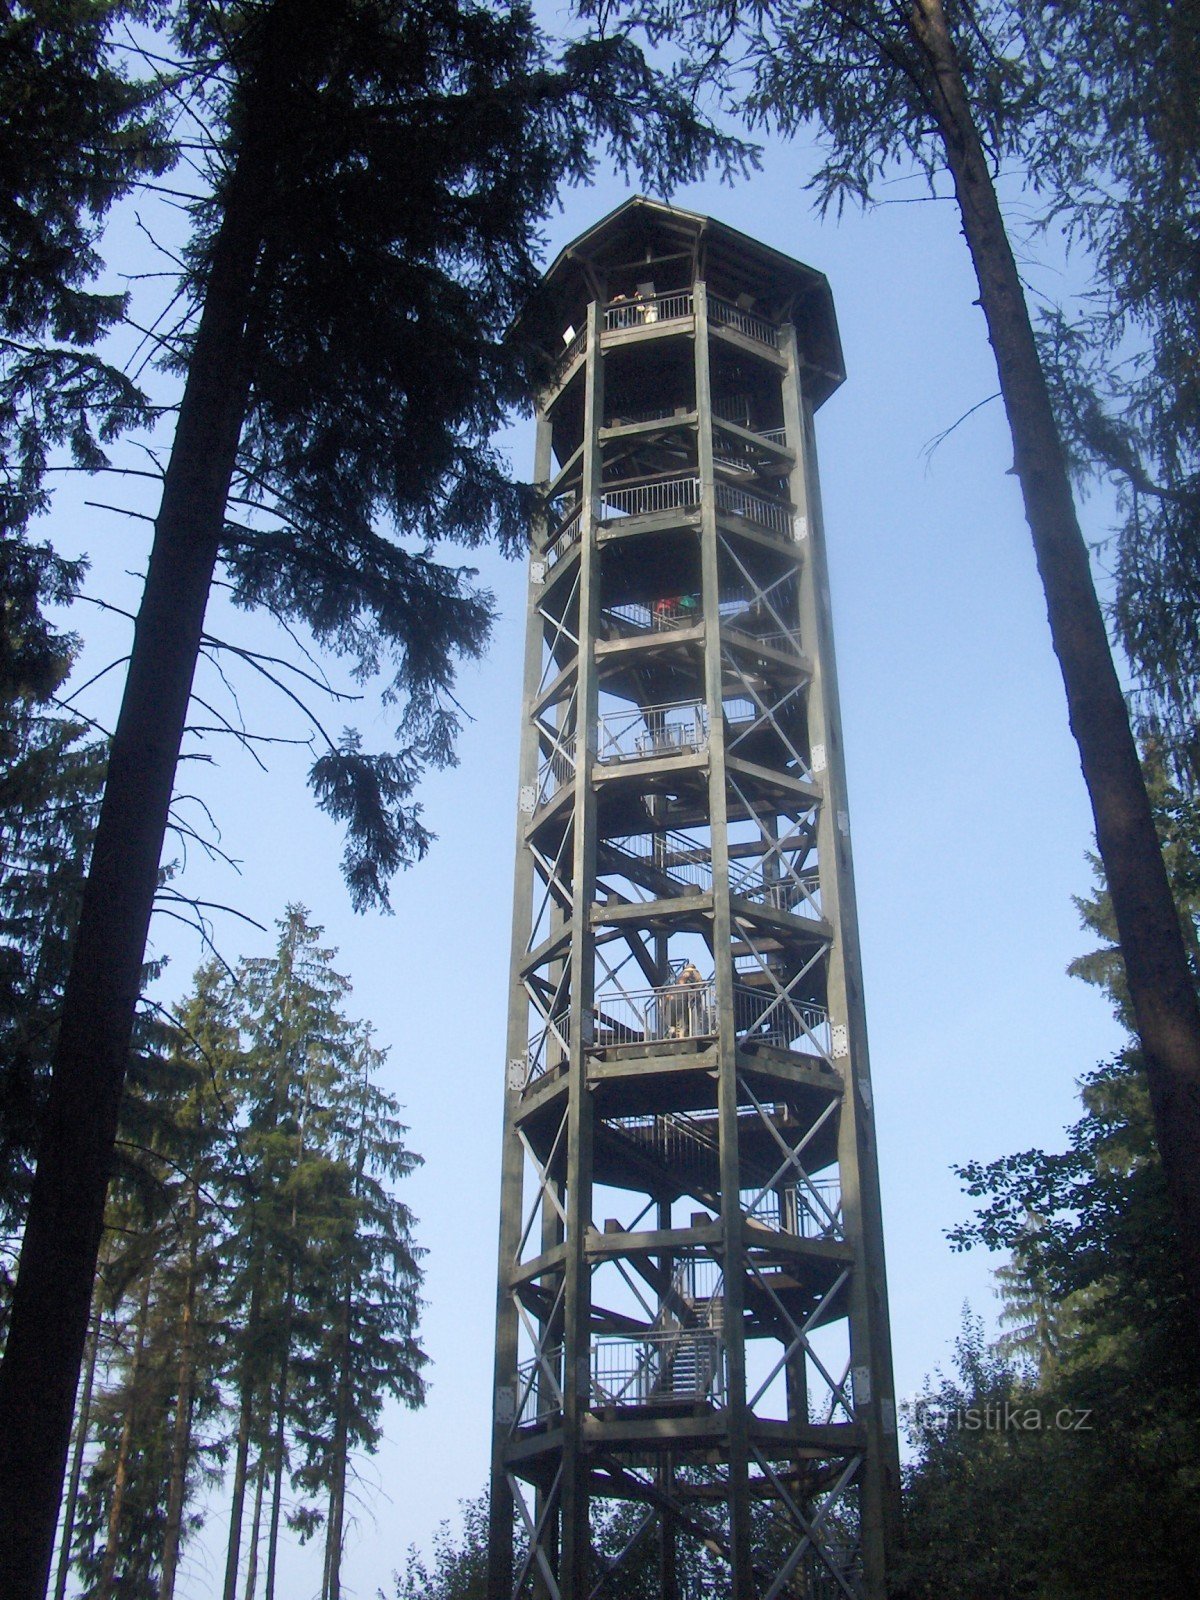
[243, 1452, 268, 1600]
[0, 5, 321, 1593]
[97, 1275, 152, 1600]
[907, 0, 1200, 1325]
[223, 1258, 268, 1600]
[322, 1281, 355, 1600]
[324, 1082, 368, 1600]
[160, 1180, 201, 1600]
[223, 1370, 256, 1600]
[264, 1260, 296, 1600]
[52, 1299, 101, 1600]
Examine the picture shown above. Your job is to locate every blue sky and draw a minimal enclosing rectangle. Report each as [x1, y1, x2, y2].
[46, 107, 1125, 1600]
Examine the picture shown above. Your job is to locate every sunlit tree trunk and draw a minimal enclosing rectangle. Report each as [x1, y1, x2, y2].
[96, 1274, 152, 1600]
[243, 1450, 268, 1600]
[322, 1278, 355, 1600]
[160, 1178, 201, 1600]
[52, 1298, 101, 1600]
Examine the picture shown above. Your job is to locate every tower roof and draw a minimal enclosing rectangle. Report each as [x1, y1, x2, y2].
[529, 195, 845, 406]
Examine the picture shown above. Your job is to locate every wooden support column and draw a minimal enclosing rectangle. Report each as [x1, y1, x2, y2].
[489, 407, 557, 1600]
[781, 324, 901, 1594]
[694, 281, 755, 1600]
[559, 299, 604, 1600]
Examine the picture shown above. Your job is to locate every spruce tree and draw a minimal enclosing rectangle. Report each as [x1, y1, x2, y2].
[0, 707, 105, 1271]
[1, 0, 162, 686]
[289, 1026, 426, 1600]
[217, 908, 405, 1600]
[0, 7, 748, 1586]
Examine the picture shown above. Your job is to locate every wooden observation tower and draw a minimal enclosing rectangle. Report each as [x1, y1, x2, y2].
[488, 198, 900, 1600]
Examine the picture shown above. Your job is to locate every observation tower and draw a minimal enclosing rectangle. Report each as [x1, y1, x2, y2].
[488, 198, 899, 1600]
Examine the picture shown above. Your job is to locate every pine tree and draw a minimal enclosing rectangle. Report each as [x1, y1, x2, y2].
[1, 0, 162, 636]
[593, 0, 1200, 1340]
[0, 706, 105, 1271]
[288, 1026, 426, 1600]
[219, 908, 361, 1600]
[0, 0, 162, 1336]
[0, 7, 749, 1586]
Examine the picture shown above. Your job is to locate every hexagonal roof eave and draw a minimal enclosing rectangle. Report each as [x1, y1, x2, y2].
[527, 194, 845, 408]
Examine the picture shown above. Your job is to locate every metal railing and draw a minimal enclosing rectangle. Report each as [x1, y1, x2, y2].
[515, 1351, 562, 1426]
[604, 289, 694, 331]
[548, 326, 587, 390]
[592, 1327, 724, 1407]
[733, 982, 830, 1059]
[712, 423, 790, 474]
[722, 695, 757, 728]
[609, 1111, 722, 1189]
[536, 739, 575, 807]
[744, 1178, 843, 1240]
[543, 507, 582, 569]
[594, 977, 717, 1047]
[597, 701, 708, 764]
[600, 475, 701, 522]
[709, 294, 781, 349]
[604, 829, 713, 895]
[728, 868, 822, 920]
[715, 481, 794, 539]
[600, 596, 702, 638]
[526, 1007, 570, 1085]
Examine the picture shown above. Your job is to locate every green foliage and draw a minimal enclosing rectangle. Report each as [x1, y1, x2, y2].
[902, 1054, 1200, 1597]
[899, 747, 1200, 1596]
[1067, 757, 1200, 1030]
[578, 0, 1026, 210]
[61, 909, 427, 1592]
[0, 0, 164, 701]
[148, 0, 751, 908]
[395, 1493, 490, 1600]
[893, 1314, 1051, 1600]
[1015, 0, 1200, 778]
[0, 706, 105, 1267]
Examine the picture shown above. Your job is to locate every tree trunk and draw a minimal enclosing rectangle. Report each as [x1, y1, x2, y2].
[323, 1281, 354, 1600]
[243, 1452, 268, 1600]
[324, 1084, 367, 1600]
[223, 1367, 256, 1600]
[264, 1251, 297, 1600]
[97, 1274, 152, 1600]
[907, 0, 1200, 1325]
[223, 1251, 270, 1600]
[160, 1180, 201, 1600]
[52, 1299, 101, 1600]
[0, 5, 321, 1593]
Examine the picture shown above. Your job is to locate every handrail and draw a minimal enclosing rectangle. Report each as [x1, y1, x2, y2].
[596, 700, 708, 765]
[708, 294, 781, 349]
[591, 1325, 724, 1408]
[715, 481, 794, 539]
[600, 475, 701, 522]
[547, 326, 586, 390]
[535, 738, 575, 807]
[604, 829, 713, 894]
[543, 507, 582, 569]
[600, 596, 701, 638]
[593, 977, 717, 1046]
[604, 289, 695, 331]
[733, 982, 830, 1060]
